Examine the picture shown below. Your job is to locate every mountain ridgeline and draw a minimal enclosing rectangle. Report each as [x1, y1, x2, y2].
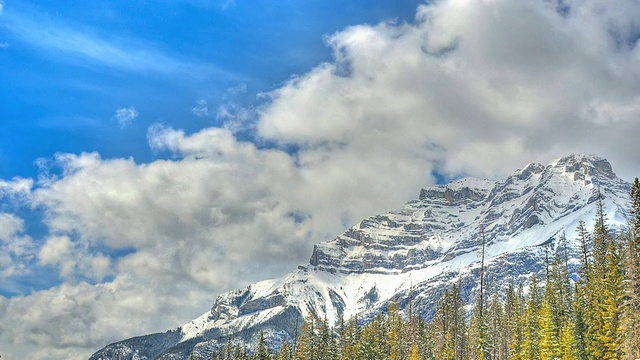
[91, 154, 636, 360]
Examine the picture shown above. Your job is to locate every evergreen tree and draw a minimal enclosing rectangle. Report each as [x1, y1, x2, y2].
[255, 331, 270, 360]
[539, 297, 561, 360]
[576, 221, 591, 277]
[487, 291, 504, 360]
[277, 343, 293, 360]
[572, 282, 589, 360]
[225, 338, 233, 360]
[410, 343, 423, 360]
[502, 283, 516, 360]
[559, 324, 578, 360]
[433, 289, 455, 360]
[296, 316, 316, 360]
[387, 302, 408, 360]
[624, 178, 640, 359]
[318, 316, 336, 360]
[520, 275, 542, 360]
[601, 236, 624, 360]
[340, 316, 360, 360]
[356, 315, 385, 360]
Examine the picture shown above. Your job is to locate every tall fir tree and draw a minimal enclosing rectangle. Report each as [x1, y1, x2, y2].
[624, 178, 640, 359]
[520, 274, 542, 360]
[601, 236, 624, 360]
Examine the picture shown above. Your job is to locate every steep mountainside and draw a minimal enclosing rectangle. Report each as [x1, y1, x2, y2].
[90, 154, 632, 360]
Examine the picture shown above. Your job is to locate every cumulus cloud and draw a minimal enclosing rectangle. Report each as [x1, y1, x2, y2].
[4, 0, 640, 358]
[0, 177, 33, 198]
[0, 213, 35, 279]
[258, 0, 640, 180]
[113, 107, 138, 129]
[216, 102, 255, 133]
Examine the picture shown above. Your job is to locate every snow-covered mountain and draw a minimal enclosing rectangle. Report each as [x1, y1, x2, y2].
[90, 154, 632, 360]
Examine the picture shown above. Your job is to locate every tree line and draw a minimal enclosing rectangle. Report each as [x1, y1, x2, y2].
[190, 178, 640, 360]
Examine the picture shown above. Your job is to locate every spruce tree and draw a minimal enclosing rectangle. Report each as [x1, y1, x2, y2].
[520, 275, 542, 360]
[539, 297, 561, 360]
[509, 282, 526, 360]
[601, 236, 624, 360]
[255, 331, 270, 360]
[624, 178, 640, 359]
[584, 193, 611, 359]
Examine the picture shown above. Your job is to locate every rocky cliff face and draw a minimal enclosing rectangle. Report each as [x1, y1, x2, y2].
[90, 154, 632, 360]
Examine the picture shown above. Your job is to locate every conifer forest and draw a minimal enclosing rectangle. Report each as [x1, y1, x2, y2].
[190, 178, 640, 360]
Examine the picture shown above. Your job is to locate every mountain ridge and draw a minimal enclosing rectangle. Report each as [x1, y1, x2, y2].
[90, 154, 632, 360]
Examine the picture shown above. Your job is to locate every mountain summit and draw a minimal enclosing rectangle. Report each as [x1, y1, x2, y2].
[91, 154, 632, 360]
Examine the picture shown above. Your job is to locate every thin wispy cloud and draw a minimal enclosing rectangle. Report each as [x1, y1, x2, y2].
[220, 0, 236, 10]
[113, 107, 138, 129]
[192, 100, 209, 118]
[2, 7, 241, 82]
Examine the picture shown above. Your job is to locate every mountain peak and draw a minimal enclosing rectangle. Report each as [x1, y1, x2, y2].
[90, 154, 632, 360]
[551, 153, 616, 181]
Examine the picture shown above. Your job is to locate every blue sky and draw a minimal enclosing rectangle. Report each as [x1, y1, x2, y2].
[0, 0, 419, 180]
[2, 0, 640, 358]
[0, 0, 424, 295]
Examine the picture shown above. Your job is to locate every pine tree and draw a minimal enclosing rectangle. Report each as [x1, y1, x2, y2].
[433, 289, 456, 360]
[356, 315, 385, 360]
[559, 324, 578, 360]
[487, 291, 504, 360]
[584, 193, 612, 359]
[572, 282, 589, 360]
[387, 302, 408, 360]
[520, 275, 542, 360]
[296, 316, 316, 360]
[317, 316, 336, 360]
[502, 283, 516, 360]
[601, 236, 624, 360]
[539, 297, 561, 360]
[225, 338, 233, 360]
[624, 178, 640, 359]
[340, 316, 359, 360]
[576, 221, 591, 277]
[277, 343, 293, 360]
[410, 343, 422, 360]
[255, 331, 270, 360]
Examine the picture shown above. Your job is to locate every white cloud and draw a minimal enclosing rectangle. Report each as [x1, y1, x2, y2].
[35, 233, 112, 282]
[225, 83, 247, 97]
[216, 102, 254, 133]
[4, 0, 640, 358]
[0, 213, 24, 242]
[1, 6, 242, 81]
[113, 107, 138, 129]
[0, 42, 8, 49]
[39, 236, 75, 277]
[258, 0, 640, 180]
[0, 213, 35, 278]
[192, 99, 209, 117]
[0, 177, 33, 198]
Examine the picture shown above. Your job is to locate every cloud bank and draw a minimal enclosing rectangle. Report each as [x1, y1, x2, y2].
[2, 0, 640, 358]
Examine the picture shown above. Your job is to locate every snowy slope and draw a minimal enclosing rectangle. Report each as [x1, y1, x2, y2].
[90, 154, 632, 360]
